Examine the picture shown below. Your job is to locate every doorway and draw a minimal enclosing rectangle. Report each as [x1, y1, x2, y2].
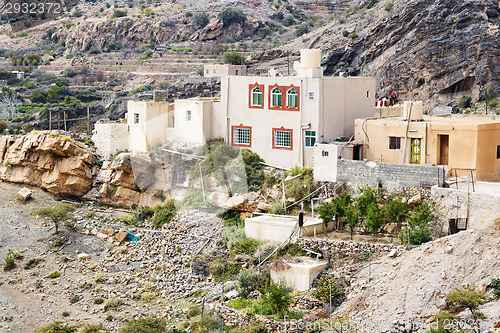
[439, 135, 449, 165]
[353, 145, 361, 160]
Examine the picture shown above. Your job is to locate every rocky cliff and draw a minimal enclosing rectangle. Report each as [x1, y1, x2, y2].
[255, 0, 500, 108]
[0, 133, 97, 197]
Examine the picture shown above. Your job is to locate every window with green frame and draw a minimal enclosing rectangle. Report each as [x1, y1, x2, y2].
[286, 88, 298, 107]
[251, 87, 262, 106]
[304, 130, 316, 147]
[271, 87, 282, 107]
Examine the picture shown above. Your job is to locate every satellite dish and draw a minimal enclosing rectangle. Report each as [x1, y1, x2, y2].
[293, 61, 301, 72]
[268, 68, 276, 77]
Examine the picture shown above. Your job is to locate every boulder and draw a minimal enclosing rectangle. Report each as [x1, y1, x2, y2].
[115, 230, 129, 243]
[77, 253, 90, 260]
[257, 202, 272, 212]
[16, 187, 32, 202]
[225, 195, 257, 212]
[387, 249, 398, 258]
[407, 194, 422, 208]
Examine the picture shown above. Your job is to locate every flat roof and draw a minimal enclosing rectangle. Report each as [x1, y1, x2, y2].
[246, 215, 323, 227]
[365, 115, 500, 125]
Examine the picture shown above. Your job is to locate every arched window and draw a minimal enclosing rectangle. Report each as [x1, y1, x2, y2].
[271, 87, 282, 107]
[286, 88, 298, 108]
[251, 87, 262, 106]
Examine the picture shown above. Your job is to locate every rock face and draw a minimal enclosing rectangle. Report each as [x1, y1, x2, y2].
[257, 0, 499, 108]
[61, 17, 263, 53]
[0, 133, 97, 197]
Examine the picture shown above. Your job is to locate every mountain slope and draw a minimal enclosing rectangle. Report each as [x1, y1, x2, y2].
[255, 0, 500, 108]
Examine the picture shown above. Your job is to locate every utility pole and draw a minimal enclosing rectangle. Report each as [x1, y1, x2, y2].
[221, 260, 225, 333]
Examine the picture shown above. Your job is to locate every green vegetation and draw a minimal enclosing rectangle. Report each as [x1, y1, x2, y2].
[218, 7, 246, 27]
[264, 281, 293, 317]
[4, 253, 15, 271]
[385, 3, 394, 11]
[217, 209, 243, 227]
[349, 33, 358, 39]
[32, 203, 76, 234]
[458, 95, 472, 109]
[152, 199, 176, 229]
[312, 275, 342, 303]
[399, 202, 434, 245]
[120, 317, 166, 333]
[284, 167, 316, 204]
[94, 297, 104, 304]
[35, 321, 79, 333]
[80, 324, 109, 333]
[112, 9, 127, 18]
[363, 202, 384, 236]
[61, 311, 70, 317]
[48, 270, 60, 278]
[442, 285, 489, 330]
[489, 278, 500, 298]
[209, 258, 241, 282]
[24, 257, 41, 269]
[295, 24, 310, 37]
[222, 51, 244, 65]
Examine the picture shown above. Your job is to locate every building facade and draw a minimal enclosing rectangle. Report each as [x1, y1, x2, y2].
[354, 114, 500, 181]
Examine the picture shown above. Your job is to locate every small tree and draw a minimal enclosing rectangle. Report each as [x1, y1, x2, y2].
[342, 205, 359, 240]
[312, 275, 342, 303]
[458, 95, 472, 109]
[399, 202, 433, 245]
[217, 7, 246, 27]
[265, 281, 292, 317]
[385, 195, 410, 224]
[32, 203, 76, 234]
[194, 12, 209, 27]
[355, 185, 380, 217]
[363, 202, 384, 236]
[222, 51, 244, 65]
[332, 192, 352, 227]
[120, 317, 166, 333]
[445, 285, 489, 331]
[317, 202, 335, 229]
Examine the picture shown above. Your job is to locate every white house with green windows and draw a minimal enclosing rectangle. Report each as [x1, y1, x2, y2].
[218, 49, 376, 169]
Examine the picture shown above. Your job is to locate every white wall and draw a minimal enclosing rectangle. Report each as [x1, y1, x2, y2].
[92, 122, 129, 158]
[128, 101, 170, 153]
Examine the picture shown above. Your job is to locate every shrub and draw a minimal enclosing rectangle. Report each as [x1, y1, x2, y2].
[342, 205, 359, 240]
[283, 14, 295, 26]
[428, 311, 462, 333]
[445, 285, 488, 326]
[489, 278, 500, 298]
[295, 24, 309, 37]
[242, 149, 265, 189]
[94, 297, 104, 304]
[120, 317, 166, 333]
[4, 254, 15, 271]
[363, 202, 385, 236]
[488, 99, 498, 108]
[312, 275, 342, 303]
[188, 306, 201, 317]
[399, 202, 433, 245]
[35, 321, 79, 333]
[70, 295, 81, 304]
[218, 7, 246, 27]
[0, 121, 7, 133]
[24, 258, 40, 269]
[209, 259, 241, 282]
[222, 51, 244, 65]
[268, 201, 284, 215]
[385, 195, 411, 223]
[458, 95, 472, 109]
[317, 202, 335, 229]
[112, 9, 127, 18]
[355, 186, 380, 217]
[48, 270, 60, 278]
[264, 281, 292, 317]
[80, 324, 108, 333]
[349, 33, 358, 39]
[231, 238, 259, 255]
[385, 3, 393, 11]
[104, 297, 123, 311]
[194, 12, 209, 27]
[284, 167, 316, 202]
[277, 242, 307, 257]
[61, 311, 70, 317]
[152, 199, 176, 229]
[217, 209, 243, 227]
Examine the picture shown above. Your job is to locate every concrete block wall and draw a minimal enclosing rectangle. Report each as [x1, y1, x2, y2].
[336, 159, 444, 189]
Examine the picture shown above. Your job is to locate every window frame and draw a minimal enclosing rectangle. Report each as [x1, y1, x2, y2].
[231, 124, 252, 147]
[271, 87, 282, 108]
[389, 136, 401, 149]
[272, 127, 293, 150]
[286, 88, 298, 108]
[134, 113, 139, 124]
[268, 84, 300, 111]
[304, 130, 316, 147]
[248, 83, 265, 109]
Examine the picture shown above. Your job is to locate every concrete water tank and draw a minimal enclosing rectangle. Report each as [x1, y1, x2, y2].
[300, 49, 321, 68]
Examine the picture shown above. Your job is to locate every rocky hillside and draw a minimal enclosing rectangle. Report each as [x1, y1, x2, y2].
[332, 221, 500, 331]
[255, 0, 500, 108]
[0, 133, 97, 197]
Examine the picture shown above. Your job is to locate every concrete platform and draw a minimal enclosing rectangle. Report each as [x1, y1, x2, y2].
[270, 257, 328, 291]
[245, 215, 334, 243]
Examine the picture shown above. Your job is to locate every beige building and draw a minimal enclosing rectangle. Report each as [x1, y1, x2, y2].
[92, 120, 129, 157]
[203, 64, 247, 77]
[354, 113, 500, 181]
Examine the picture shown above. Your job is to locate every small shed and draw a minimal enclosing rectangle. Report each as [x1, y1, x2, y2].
[270, 257, 327, 291]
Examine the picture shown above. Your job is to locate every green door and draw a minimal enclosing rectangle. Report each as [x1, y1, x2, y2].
[410, 138, 421, 164]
